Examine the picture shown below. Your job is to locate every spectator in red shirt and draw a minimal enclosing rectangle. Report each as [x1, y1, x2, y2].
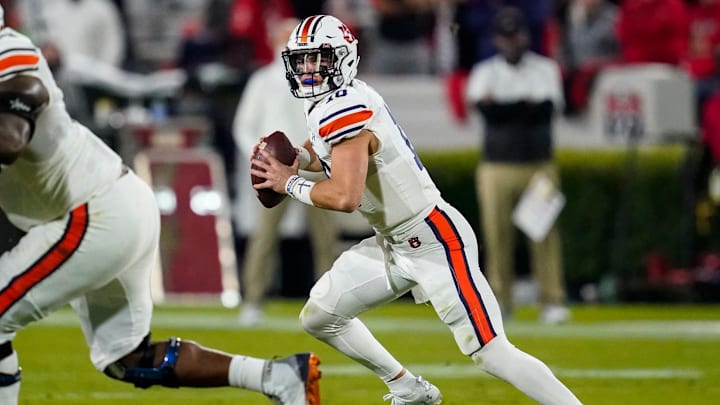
[683, 0, 720, 79]
[616, 0, 690, 65]
[229, 0, 295, 67]
[682, 0, 720, 111]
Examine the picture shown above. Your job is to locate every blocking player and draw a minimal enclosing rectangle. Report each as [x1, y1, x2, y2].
[251, 14, 583, 404]
[0, 7, 319, 405]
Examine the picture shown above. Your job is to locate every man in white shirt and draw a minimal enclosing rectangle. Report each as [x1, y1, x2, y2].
[20, 0, 126, 68]
[17, 0, 128, 125]
[466, 7, 570, 324]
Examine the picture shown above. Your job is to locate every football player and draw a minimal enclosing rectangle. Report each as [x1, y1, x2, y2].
[0, 6, 319, 405]
[251, 14, 583, 404]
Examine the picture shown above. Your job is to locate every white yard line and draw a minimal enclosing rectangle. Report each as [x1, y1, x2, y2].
[35, 310, 720, 340]
[321, 363, 703, 379]
[22, 365, 702, 401]
[22, 391, 252, 400]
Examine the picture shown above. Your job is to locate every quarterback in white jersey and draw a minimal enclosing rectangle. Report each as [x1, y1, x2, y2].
[251, 15, 583, 404]
[305, 79, 441, 235]
[0, 9, 321, 405]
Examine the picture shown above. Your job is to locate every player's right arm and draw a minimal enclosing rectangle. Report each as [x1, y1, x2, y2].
[0, 75, 49, 165]
[306, 130, 375, 212]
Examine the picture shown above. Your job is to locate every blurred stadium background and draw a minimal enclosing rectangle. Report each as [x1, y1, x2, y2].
[1, 0, 720, 403]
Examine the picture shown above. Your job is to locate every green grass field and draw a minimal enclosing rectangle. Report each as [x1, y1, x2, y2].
[15, 300, 720, 404]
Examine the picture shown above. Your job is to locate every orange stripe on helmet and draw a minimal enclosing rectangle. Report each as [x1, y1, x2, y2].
[319, 110, 372, 138]
[299, 15, 320, 44]
[0, 204, 88, 317]
[427, 207, 497, 345]
[0, 53, 39, 72]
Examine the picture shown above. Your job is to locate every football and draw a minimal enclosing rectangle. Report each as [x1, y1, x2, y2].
[251, 130, 296, 208]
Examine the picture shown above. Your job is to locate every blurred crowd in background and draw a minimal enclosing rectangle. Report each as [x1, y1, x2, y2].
[0, 0, 717, 184]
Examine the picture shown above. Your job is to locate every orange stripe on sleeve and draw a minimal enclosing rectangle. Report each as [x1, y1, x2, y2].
[0, 204, 88, 317]
[0, 53, 39, 72]
[428, 208, 496, 345]
[319, 110, 372, 138]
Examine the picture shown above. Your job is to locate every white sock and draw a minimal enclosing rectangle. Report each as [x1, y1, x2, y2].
[0, 350, 20, 404]
[227, 355, 267, 393]
[472, 337, 582, 405]
[386, 369, 417, 394]
[312, 315, 404, 382]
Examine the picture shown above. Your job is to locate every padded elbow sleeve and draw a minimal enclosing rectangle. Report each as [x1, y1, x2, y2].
[0, 75, 49, 137]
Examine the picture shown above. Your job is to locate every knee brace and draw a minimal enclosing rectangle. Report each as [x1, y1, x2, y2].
[104, 335, 181, 389]
[0, 341, 20, 387]
[300, 301, 350, 339]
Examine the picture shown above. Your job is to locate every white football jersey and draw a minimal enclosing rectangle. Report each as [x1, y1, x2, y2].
[0, 28, 122, 231]
[305, 79, 441, 234]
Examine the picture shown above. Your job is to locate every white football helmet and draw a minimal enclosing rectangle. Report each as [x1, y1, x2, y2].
[282, 15, 359, 101]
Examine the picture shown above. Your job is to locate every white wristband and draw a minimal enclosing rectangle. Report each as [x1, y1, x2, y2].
[285, 175, 315, 206]
[296, 147, 311, 170]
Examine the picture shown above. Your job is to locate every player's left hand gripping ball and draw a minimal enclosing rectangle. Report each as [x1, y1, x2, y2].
[251, 130, 296, 208]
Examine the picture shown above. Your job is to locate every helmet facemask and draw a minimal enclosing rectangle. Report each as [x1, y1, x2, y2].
[282, 44, 349, 101]
[282, 15, 359, 101]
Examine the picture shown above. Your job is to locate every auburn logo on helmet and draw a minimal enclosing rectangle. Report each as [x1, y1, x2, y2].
[338, 24, 355, 44]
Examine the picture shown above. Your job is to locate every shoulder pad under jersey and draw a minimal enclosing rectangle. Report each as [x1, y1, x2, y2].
[316, 87, 374, 145]
[0, 29, 41, 81]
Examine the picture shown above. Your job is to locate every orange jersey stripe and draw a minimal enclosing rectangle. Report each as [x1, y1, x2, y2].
[427, 208, 496, 345]
[0, 53, 39, 72]
[0, 204, 88, 316]
[319, 110, 372, 138]
[299, 15, 319, 43]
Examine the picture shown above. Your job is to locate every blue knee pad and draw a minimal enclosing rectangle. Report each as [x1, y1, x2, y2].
[104, 336, 181, 388]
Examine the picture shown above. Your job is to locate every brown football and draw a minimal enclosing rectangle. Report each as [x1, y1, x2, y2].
[251, 130, 296, 208]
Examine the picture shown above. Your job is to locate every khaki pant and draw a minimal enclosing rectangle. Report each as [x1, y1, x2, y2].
[241, 198, 339, 305]
[476, 162, 566, 312]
